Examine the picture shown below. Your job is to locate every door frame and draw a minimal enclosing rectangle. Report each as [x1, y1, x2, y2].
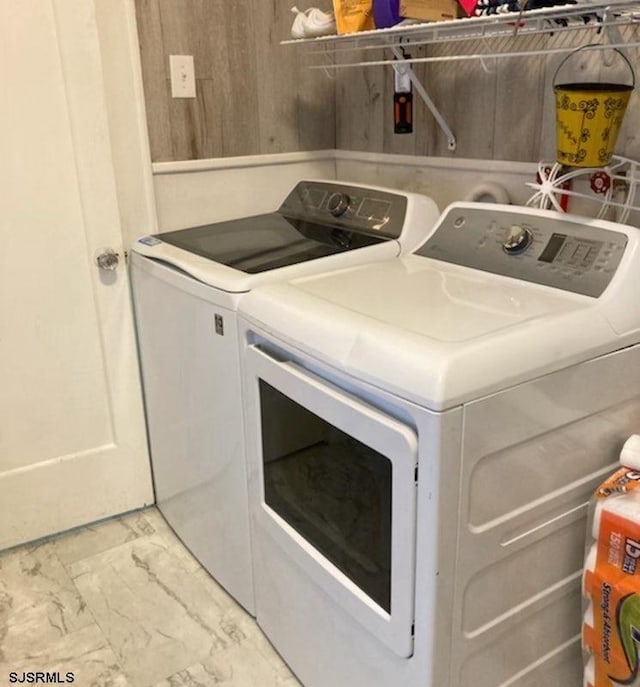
[93, 0, 158, 246]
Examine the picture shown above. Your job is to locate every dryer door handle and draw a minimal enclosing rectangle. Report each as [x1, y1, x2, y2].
[249, 343, 419, 467]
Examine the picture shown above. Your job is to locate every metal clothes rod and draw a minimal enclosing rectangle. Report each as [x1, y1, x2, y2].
[309, 40, 640, 69]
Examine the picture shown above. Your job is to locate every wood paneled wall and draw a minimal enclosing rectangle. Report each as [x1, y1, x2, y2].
[134, 2, 640, 164]
[134, 0, 336, 161]
[336, 26, 640, 162]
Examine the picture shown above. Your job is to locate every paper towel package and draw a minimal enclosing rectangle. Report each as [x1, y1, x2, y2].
[584, 458, 640, 686]
[620, 434, 640, 472]
[584, 656, 595, 687]
[582, 588, 640, 679]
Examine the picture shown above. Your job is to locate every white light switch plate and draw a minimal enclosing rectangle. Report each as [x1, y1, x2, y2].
[169, 55, 196, 98]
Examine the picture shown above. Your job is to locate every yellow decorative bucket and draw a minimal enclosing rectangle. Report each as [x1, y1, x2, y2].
[554, 46, 635, 168]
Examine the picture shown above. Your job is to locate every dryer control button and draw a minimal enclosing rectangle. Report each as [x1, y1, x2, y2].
[502, 225, 533, 255]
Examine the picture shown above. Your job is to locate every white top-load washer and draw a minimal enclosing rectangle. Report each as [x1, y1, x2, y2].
[129, 180, 439, 615]
[238, 203, 640, 687]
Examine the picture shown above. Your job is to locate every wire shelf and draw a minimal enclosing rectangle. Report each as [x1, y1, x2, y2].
[282, 1, 640, 66]
[282, 3, 640, 157]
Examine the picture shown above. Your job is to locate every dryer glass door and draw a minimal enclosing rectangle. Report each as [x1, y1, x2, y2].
[246, 344, 418, 658]
[261, 378, 393, 612]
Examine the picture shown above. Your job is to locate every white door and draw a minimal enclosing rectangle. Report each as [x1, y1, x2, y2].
[0, 0, 153, 548]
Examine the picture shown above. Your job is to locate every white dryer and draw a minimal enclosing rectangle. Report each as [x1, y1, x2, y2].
[129, 180, 439, 614]
[238, 203, 640, 687]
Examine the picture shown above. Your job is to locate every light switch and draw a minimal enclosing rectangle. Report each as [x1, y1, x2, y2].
[169, 55, 196, 98]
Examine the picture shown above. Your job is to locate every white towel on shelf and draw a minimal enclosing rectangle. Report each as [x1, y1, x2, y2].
[291, 6, 336, 39]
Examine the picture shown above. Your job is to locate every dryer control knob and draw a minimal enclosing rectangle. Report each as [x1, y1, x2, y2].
[327, 192, 351, 217]
[502, 225, 533, 255]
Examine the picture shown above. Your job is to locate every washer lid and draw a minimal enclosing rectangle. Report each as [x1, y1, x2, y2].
[131, 180, 440, 290]
[291, 257, 571, 343]
[240, 256, 625, 410]
[156, 213, 385, 274]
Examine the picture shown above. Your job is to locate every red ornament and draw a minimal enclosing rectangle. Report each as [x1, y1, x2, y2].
[590, 172, 611, 195]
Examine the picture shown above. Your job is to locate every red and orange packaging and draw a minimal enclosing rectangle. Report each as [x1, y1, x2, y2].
[332, 0, 375, 34]
[583, 467, 640, 686]
[333, 0, 467, 33]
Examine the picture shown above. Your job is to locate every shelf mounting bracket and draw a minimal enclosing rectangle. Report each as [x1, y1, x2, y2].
[603, 9, 631, 67]
[390, 45, 456, 151]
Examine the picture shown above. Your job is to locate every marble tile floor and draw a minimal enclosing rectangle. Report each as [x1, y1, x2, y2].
[0, 507, 301, 687]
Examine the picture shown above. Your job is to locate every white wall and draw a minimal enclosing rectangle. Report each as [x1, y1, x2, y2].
[334, 151, 538, 209]
[149, 150, 541, 231]
[150, 152, 337, 232]
[149, 149, 640, 237]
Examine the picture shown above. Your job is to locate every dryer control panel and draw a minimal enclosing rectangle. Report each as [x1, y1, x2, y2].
[416, 206, 628, 297]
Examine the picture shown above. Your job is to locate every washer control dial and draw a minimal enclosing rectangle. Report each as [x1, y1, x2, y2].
[327, 192, 351, 217]
[503, 224, 533, 255]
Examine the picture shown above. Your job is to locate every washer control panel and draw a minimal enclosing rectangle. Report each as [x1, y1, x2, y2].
[279, 181, 408, 239]
[417, 207, 628, 297]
